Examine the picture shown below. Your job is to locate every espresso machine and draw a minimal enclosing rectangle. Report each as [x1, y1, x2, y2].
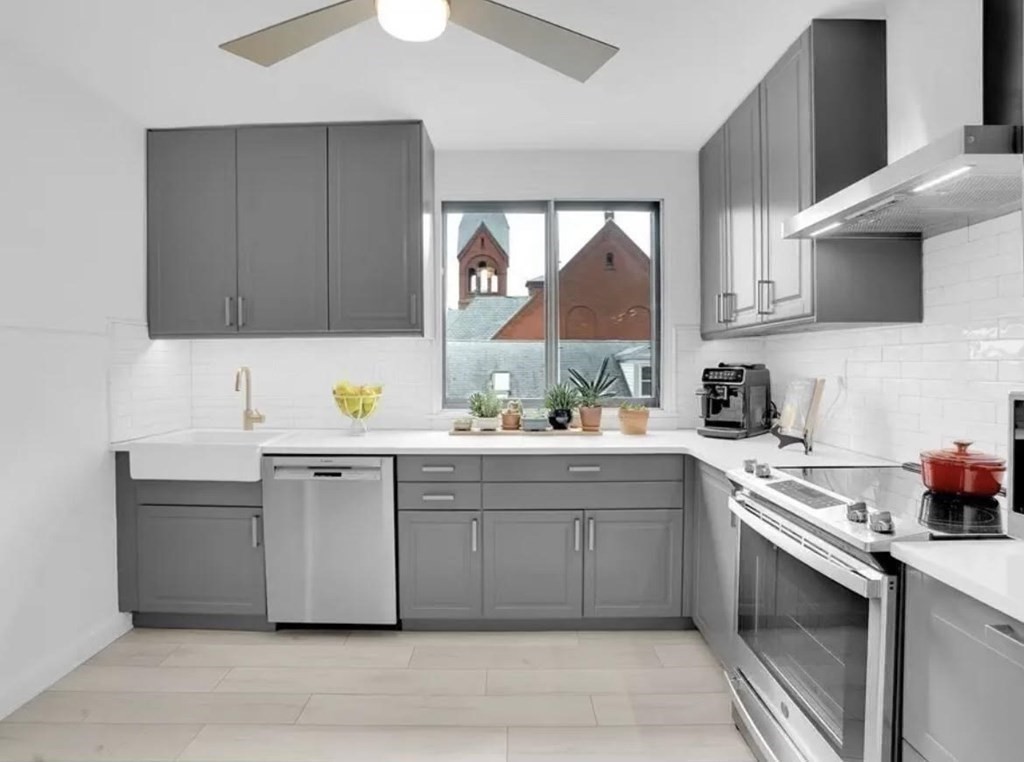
[696, 363, 772, 439]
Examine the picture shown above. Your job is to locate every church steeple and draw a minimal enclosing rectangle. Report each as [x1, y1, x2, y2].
[456, 216, 510, 308]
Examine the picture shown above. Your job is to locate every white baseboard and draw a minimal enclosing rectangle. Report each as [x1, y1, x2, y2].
[0, 612, 131, 720]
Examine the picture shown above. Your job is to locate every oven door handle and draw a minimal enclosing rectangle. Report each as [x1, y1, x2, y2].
[729, 497, 885, 599]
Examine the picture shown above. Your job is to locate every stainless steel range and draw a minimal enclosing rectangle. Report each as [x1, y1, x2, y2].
[725, 463, 1008, 762]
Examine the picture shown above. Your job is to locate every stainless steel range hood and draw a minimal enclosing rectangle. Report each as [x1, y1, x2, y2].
[783, 125, 1022, 239]
[785, 0, 1023, 240]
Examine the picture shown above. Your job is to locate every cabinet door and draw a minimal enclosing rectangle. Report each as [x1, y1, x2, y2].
[147, 129, 238, 336]
[483, 511, 583, 619]
[723, 89, 763, 328]
[584, 509, 682, 619]
[699, 127, 728, 336]
[328, 123, 423, 334]
[761, 32, 814, 324]
[693, 464, 738, 666]
[237, 126, 328, 333]
[136, 505, 265, 616]
[398, 511, 482, 619]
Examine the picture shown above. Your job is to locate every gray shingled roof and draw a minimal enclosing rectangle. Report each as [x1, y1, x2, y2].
[445, 340, 643, 403]
[457, 214, 510, 255]
[446, 297, 529, 341]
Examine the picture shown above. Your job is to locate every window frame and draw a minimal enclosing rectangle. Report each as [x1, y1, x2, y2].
[441, 199, 662, 410]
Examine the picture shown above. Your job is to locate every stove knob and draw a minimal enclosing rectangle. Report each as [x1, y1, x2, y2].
[755, 464, 772, 479]
[847, 502, 869, 523]
[743, 459, 758, 474]
[870, 511, 895, 534]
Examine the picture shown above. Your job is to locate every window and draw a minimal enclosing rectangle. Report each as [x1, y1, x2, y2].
[443, 201, 661, 408]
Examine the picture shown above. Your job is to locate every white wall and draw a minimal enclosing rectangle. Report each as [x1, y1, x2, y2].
[184, 150, 700, 428]
[0, 48, 147, 718]
[763, 212, 1024, 463]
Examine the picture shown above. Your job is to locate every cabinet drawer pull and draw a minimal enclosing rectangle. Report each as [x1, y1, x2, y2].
[568, 465, 601, 473]
[588, 517, 595, 551]
[421, 494, 456, 502]
[574, 518, 581, 552]
[471, 518, 478, 553]
[985, 624, 1024, 668]
[251, 516, 260, 548]
[224, 296, 234, 328]
[421, 465, 456, 474]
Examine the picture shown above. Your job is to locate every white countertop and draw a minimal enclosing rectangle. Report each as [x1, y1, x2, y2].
[114, 427, 893, 474]
[892, 539, 1024, 624]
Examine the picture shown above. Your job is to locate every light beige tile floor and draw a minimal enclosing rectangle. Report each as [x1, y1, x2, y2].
[0, 628, 754, 762]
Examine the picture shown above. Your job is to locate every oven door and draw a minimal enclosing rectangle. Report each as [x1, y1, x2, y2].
[728, 494, 898, 762]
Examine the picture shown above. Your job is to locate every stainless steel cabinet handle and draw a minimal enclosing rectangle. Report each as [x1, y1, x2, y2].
[985, 624, 1024, 668]
[757, 280, 776, 315]
[224, 296, 234, 327]
[251, 516, 260, 548]
[237, 296, 246, 328]
[715, 293, 724, 324]
[568, 465, 601, 473]
[421, 494, 455, 502]
[471, 518, 478, 553]
[421, 465, 455, 474]
[574, 518, 581, 552]
[722, 292, 737, 323]
[588, 518, 595, 551]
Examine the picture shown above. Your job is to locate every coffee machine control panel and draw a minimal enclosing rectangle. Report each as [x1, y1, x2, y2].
[702, 367, 746, 384]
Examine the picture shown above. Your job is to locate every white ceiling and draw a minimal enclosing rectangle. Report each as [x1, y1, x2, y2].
[3, 0, 886, 150]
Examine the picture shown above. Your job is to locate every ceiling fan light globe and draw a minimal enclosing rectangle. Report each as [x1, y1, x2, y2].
[376, 0, 450, 42]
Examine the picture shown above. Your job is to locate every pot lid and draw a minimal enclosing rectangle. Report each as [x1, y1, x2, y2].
[921, 440, 1006, 467]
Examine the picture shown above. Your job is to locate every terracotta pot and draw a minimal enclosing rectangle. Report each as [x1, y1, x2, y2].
[501, 412, 521, 431]
[920, 440, 1006, 497]
[619, 408, 650, 436]
[579, 406, 603, 432]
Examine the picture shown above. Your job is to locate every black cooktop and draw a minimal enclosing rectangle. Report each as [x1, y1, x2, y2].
[777, 465, 1007, 537]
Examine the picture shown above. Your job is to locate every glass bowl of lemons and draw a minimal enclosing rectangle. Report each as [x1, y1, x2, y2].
[332, 381, 383, 434]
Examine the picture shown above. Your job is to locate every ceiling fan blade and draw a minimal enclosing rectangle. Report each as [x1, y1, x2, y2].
[449, 0, 619, 82]
[220, 0, 376, 66]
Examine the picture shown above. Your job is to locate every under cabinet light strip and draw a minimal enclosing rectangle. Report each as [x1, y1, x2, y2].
[912, 166, 972, 193]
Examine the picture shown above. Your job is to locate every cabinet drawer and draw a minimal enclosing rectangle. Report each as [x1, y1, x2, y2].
[483, 455, 683, 483]
[398, 483, 482, 511]
[398, 456, 481, 482]
[483, 482, 683, 511]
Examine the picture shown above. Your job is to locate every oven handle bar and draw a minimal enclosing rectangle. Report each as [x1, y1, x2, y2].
[729, 497, 885, 599]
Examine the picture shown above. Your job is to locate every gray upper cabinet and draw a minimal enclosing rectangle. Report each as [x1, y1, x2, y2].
[136, 504, 266, 616]
[328, 123, 428, 334]
[723, 89, 763, 329]
[483, 510, 583, 619]
[699, 20, 921, 339]
[903, 569, 1024, 762]
[237, 126, 328, 334]
[692, 464, 737, 666]
[147, 121, 432, 338]
[699, 127, 727, 336]
[398, 510, 482, 619]
[148, 129, 238, 337]
[584, 509, 682, 619]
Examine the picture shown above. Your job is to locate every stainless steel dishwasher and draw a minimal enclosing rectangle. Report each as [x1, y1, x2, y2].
[262, 456, 396, 625]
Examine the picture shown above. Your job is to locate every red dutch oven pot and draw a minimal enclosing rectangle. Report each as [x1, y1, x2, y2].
[920, 440, 1006, 497]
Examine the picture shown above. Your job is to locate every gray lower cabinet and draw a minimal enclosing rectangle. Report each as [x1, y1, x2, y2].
[692, 464, 737, 665]
[136, 505, 266, 616]
[483, 511, 583, 619]
[328, 122, 427, 334]
[398, 511, 482, 619]
[903, 569, 1024, 762]
[147, 129, 238, 337]
[584, 509, 682, 618]
[236, 126, 328, 334]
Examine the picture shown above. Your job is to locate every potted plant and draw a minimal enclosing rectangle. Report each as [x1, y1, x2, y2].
[522, 408, 549, 432]
[545, 382, 581, 431]
[619, 402, 650, 435]
[569, 358, 617, 432]
[468, 390, 502, 431]
[452, 416, 473, 432]
[501, 398, 523, 431]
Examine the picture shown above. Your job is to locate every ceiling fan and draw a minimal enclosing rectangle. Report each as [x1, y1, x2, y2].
[220, 0, 619, 83]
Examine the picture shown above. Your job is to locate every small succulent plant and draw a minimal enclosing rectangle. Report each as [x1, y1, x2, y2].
[569, 358, 617, 408]
[468, 390, 503, 418]
[545, 382, 582, 412]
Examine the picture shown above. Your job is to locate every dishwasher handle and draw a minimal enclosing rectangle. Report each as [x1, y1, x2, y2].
[272, 466, 382, 482]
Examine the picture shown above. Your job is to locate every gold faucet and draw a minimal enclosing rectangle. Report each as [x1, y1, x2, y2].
[234, 366, 266, 431]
